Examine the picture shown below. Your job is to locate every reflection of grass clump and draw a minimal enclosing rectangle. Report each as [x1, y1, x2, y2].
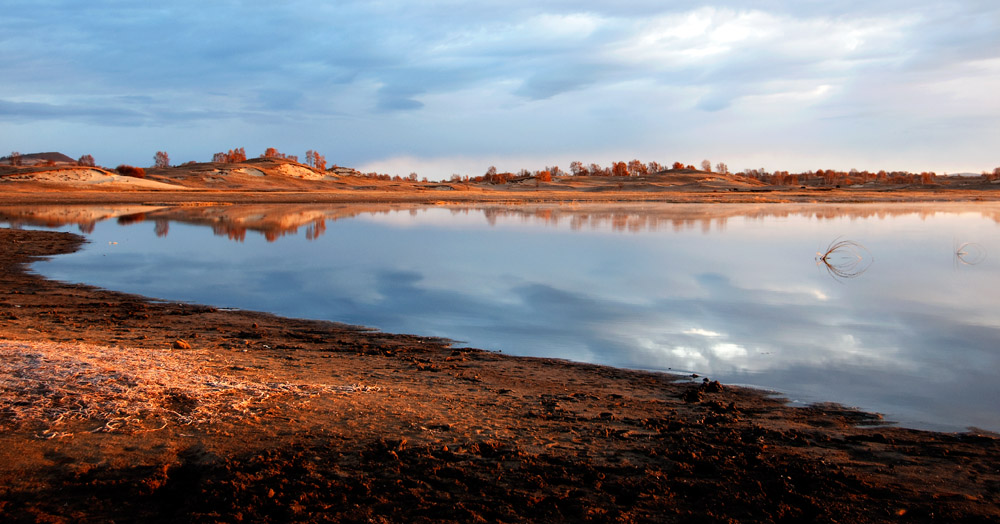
[955, 242, 987, 266]
[816, 238, 872, 281]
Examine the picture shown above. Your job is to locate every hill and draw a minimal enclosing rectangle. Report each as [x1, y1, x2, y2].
[0, 152, 77, 165]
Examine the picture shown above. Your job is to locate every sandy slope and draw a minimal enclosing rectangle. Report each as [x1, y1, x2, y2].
[0, 167, 192, 190]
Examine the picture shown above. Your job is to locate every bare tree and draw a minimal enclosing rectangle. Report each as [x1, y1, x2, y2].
[9, 152, 21, 166]
[77, 154, 95, 167]
[154, 151, 170, 168]
[701, 159, 712, 172]
[715, 162, 729, 174]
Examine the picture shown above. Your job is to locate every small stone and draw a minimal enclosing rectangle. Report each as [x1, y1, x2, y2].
[173, 339, 192, 350]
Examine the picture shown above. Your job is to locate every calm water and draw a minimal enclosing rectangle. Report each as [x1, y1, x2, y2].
[5, 203, 1000, 433]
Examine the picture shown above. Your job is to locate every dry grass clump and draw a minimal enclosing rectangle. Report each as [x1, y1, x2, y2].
[0, 340, 378, 439]
[816, 238, 873, 280]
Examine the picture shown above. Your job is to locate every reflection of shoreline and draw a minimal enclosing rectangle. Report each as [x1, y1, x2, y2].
[2, 202, 1000, 241]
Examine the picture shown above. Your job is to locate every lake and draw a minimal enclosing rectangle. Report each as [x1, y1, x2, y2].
[3, 202, 999, 433]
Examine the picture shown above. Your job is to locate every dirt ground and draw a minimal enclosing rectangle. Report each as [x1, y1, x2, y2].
[1, 197, 999, 522]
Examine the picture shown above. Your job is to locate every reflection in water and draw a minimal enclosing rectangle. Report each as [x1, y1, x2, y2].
[4, 202, 1000, 242]
[955, 242, 987, 266]
[4, 202, 1000, 432]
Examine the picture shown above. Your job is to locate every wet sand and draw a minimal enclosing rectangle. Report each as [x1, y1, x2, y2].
[1, 221, 999, 522]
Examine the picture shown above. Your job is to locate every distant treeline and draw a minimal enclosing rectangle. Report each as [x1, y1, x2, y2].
[6, 149, 1000, 185]
[456, 160, 1000, 185]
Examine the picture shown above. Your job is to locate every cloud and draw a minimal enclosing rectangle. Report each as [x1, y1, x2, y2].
[2, 1, 999, 173]
[0, 99, 147, 125]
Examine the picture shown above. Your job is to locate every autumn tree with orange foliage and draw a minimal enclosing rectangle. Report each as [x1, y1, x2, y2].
[306, 150, 327, 170]
[261, 147, 285, 159]
[212, 148, 246, 164]
[627, 159, 647, 176]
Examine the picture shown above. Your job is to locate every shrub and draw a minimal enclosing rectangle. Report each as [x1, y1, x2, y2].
[115, 165, 146, 178]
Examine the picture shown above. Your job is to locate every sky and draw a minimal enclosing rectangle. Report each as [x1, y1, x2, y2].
[2, 1, 998, 179]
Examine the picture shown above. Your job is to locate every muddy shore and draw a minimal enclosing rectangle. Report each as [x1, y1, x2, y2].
[1, 224, 999, 522]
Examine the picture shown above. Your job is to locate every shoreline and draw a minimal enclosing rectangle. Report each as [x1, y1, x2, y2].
[2, 219, 1000, 520]
[1, 186, 1000, 206]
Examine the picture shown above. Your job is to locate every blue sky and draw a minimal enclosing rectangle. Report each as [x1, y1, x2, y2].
[2, 1, 998, 179]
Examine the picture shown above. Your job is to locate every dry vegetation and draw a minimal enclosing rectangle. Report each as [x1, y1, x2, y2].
[0, 339, 378, 439]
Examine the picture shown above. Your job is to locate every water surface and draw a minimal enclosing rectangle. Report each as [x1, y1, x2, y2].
[4, 202, 999, 433]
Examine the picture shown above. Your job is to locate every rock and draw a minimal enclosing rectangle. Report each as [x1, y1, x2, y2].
[173, 339, 192, 350]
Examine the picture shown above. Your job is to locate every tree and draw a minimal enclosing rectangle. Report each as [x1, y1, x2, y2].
[9, 152, 21, 166]
[715, 162, 729, 174]
[569, 161, 586, 176]
[154, 151, 170, 168]
[225, 148, 246, 163]
[701, 160, 712, 172]
[212, 152, 227, 163]
[647, 161, 663, 173]
[611, 161, 628, 177]
[261, 147, 283, 159]
[627, 159, 647, 176]
[77, 154, 95, 167]
[537, 170, 552, 182]
[671, 161, 685, 170]
[306, 150, 327, 170]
